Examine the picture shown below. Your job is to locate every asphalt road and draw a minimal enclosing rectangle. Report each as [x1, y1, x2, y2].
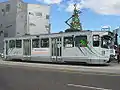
[0, 64, 120, 90]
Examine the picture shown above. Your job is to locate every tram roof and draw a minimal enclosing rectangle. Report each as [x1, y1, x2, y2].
[4, 30, 111, 40]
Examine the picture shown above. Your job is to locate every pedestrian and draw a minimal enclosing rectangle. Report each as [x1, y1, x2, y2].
[117, 45, 120, 64]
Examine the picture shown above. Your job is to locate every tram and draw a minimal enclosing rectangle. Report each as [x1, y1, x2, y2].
[3, 30, 115, 64]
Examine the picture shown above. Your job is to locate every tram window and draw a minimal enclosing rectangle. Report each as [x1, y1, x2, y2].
[41, 38, 49, 48]
[64, 36, 74, 47]
[93, 35, 99, 47]
[16, 40, 22, 48]
[9, 40, 15, 48]
[32, 39, 39, 48]
[101, 35, 113, 49]
[75, 35, 87, 47]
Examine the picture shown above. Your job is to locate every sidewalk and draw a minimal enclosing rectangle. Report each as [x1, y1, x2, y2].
[0, 59, 120, 75]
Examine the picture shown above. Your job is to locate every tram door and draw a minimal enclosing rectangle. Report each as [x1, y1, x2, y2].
[51, 37, 62, 62]
[23, 39, 31, 59]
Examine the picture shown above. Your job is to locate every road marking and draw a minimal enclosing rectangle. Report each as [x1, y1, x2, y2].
[67, 84, 112, 90]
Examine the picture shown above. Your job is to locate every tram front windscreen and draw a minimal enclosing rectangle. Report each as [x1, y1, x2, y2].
[101, 35, 113, 49]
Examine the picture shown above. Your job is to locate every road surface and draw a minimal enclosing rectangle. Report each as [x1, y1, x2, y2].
[0, 63, 120, 90]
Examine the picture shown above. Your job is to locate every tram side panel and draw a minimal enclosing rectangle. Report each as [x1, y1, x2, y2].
[61, 33, 111, 64]
[30, 38, 51, 62]
[62, 47, 89, 63]
[4, 38, 51, 61]
[89, 32, 116, 64]
[4, 39, 23, 60]
[62, 35, 90, 63]
[31, 48, 51, 62]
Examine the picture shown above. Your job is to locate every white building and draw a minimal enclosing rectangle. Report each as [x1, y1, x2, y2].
[101, 25, 111, 31]
[0, 0, 50, 53]
[27, 3, 51, 35]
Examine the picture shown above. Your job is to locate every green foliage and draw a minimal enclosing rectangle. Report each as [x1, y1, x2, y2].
[70, 4, 82, 30]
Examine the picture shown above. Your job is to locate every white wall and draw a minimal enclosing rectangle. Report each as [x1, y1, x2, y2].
[0, 0, 18, 52]
[27, 4, 50, 35]
[16, 0, 27, 36]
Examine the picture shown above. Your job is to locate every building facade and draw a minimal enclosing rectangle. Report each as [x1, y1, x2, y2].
[27, 4, 50, 35]
[0, 0, 50, 53]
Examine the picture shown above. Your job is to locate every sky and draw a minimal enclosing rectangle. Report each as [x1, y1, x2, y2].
[22, 0, 120, 33]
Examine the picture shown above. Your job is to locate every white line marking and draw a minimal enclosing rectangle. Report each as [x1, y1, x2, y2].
[67, 84, 112, 90]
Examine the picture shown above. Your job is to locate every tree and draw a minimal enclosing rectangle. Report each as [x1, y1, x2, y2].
[70, 4, 82, 30]
[65, 4, 82, 32]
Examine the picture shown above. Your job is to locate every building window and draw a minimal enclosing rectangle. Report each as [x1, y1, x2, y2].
[45, 25, 49, 29]
[0, 31, 3, 36]
[29, 23, 36, 26]
[9, 40, 15, 48]
[35, 12, 42, 17]
[93, 35, 100, 47]
[4, 33, 8, 37]
[46, 15, 49, 19]
[6, 25, 12, 28]
[64, 36, 74, 47]
[32, 39, 39, 48]
[75, 35, 87, 47]
[16, 40, 22, 48]
[0, 24, 2, 28]
[6, 4, 10, 12]
[29, 12, 34, 16]
[2, 9, 5, 16]
[41, 38, 49, 48]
